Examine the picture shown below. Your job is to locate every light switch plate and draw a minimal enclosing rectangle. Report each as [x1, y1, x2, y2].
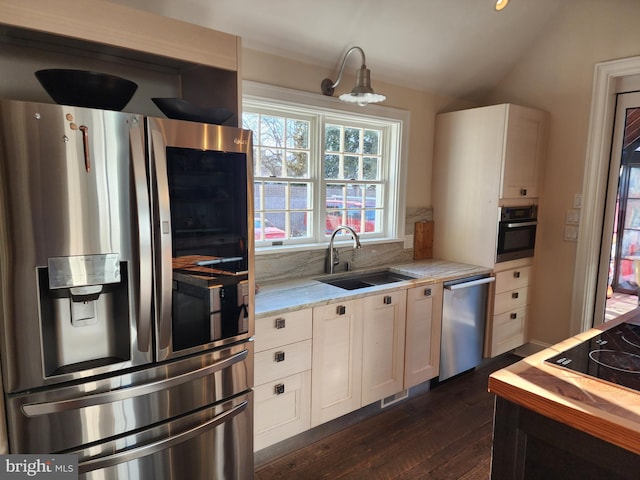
[573, 193, 582, 209]
[564, 225, 578, 241]
[566, 209, 580, 225]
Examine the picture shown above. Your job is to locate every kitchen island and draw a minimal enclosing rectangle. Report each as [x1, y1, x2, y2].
[488, 308, 640, 479]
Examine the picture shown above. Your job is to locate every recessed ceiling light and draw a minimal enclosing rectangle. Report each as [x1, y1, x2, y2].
[495, 0, 509, 11]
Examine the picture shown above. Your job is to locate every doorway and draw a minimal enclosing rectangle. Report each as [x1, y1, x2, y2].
[603, 92, 640, 321]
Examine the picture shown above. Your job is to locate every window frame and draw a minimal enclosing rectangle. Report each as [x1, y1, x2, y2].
[242, 80, 409, 251]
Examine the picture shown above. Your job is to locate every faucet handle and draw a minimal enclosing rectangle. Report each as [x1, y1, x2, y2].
[332, 247, 340, 265]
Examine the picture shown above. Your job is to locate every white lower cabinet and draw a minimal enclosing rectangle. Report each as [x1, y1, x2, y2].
[311, 290, 409, 426]
[257, 280, 446, 447]
[404, 283, 443, 388]
[311, 299, 363, 427]
[253, 309, 312, 451]
[488, 261, 532, 357]
[361, 290, 407, 405]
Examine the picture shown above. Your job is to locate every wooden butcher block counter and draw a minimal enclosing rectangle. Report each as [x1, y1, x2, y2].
[488, 308, 640, 479]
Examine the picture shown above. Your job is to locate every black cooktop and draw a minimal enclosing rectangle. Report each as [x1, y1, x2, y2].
[545, 321, 640, 393]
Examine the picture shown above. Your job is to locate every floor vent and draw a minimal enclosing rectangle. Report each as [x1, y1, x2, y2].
[381, 389, 409, 408]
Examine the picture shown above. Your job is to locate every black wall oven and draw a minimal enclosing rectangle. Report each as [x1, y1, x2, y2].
[496, 205, 538, 263]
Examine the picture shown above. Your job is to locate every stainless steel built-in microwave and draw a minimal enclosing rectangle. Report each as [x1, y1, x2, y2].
[496, 205, 538, 263]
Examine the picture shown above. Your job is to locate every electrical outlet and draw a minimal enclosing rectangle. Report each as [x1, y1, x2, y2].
[404, 234, 414, 249]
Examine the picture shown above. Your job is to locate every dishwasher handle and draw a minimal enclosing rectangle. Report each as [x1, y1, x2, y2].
[445, 277, 495, 290]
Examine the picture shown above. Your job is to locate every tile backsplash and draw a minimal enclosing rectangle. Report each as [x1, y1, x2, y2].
[255, 207, 432, 284]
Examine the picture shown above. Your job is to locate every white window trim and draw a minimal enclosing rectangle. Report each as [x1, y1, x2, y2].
[242, 80, 410, 253]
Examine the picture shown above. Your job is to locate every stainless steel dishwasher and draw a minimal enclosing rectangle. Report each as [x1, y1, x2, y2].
[439, 274, 495, 381]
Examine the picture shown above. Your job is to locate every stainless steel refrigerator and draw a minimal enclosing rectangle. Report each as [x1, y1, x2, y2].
[0, 100, 255, 479]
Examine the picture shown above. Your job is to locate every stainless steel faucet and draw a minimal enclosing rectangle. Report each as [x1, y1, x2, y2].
[326, 225, 362, 274]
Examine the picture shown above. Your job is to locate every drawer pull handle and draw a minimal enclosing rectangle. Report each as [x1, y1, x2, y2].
[384, 295, 392, 305]
[336, 305, 346, 315]
[513, 271, 520, 278]
[274, 383, 285, 395]
[520, 188, 527, 196]
[424, 288, 432, 297]
[274, 351, 285, 362]
[512, 292, 519, 299]
[275, 317, 286, 329]
[510, 313, 517, 319]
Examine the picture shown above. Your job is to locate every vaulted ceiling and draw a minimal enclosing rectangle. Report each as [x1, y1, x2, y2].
[108, 0, 567, 103]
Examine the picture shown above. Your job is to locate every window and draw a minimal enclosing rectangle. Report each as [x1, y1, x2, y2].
[242, 82, 408, 248]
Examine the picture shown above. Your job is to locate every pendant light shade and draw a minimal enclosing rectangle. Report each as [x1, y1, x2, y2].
[321, 46, 386, 106]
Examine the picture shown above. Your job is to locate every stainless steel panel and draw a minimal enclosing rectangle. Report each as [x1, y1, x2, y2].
[147, 117, 255, 361]
[0, 100, 153, 392]
[76, 392, 253, 480]
[5, 340, 253, 454]
[440, 276, 492, 381]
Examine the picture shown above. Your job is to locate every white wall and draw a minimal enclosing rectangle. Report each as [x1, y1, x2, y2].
[487, 0, 640, 344]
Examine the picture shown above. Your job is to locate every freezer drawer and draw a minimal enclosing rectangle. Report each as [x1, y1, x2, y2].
[5, 342, 253, 454]
[76, 392, 253, 480]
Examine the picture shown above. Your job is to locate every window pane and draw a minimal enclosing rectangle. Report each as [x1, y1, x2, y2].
[364, 129, 380, 154]
[290, 183, 311, 210]
[344, 127, 360, 153]
[286, 151, 308, 178]
[325, 154, 340, 179]
[325, 125, 341, 152]
[254, 183, 263, 210]
[363, 157, 379, 180]
[260, 148, 283, 176]
[343, 155, 359, 180]
[365, 184, 383, 208]
[264, 182, 286, 210]
[287, 119, 309, 149]
[260, 115, 285, 147]
[291, 211, 311, 238]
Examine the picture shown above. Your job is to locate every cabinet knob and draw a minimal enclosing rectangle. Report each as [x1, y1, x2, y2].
[274, 351, 285, 362]
[424, 288, 432, 297]
[510, 313, 517, 319]
[275, 317, 286, 329]
[336, 305, 346, 315]
[274, 383, 285, 395]
[520, 188, 528, 196]
[384, 295, 392, 305]
[512, 292, 519, 299]
[513, 271, 520, 278]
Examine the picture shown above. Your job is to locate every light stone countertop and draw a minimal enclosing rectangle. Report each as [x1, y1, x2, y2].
[255, 258, 492, 317]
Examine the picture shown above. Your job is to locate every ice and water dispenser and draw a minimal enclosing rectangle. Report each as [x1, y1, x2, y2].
[38, 254, 131, 376]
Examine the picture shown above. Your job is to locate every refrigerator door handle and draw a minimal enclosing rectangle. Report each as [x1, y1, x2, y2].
[130, 118, 153, 353]
[445, 277, 495, 290]
[148, 119, 173, 357]
[21, 349, 249, 416]
[78, 399, 248, 474]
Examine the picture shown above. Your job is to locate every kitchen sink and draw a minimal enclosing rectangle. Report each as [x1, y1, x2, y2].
[317, 270, 414, 290]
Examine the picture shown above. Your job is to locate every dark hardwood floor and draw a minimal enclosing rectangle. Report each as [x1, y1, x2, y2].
[254, 353, 520, 480]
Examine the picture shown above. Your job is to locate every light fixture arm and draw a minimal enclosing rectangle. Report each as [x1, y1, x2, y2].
[321, 46, 367, 96]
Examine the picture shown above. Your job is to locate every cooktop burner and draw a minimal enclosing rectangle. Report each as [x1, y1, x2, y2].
[545, 321, 640, 393]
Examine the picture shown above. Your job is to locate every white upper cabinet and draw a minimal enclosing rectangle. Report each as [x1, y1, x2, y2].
[501, 105, 548, 199]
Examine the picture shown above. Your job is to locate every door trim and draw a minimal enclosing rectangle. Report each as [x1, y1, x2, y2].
[572, 55, 640, 333]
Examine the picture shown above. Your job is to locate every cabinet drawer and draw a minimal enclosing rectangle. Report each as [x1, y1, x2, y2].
[495, 266, 532, 294]
[254, 370, 311, 451]
[254, 309, 312, 353]
[255, 339, 312, 385]
[491, 307, 527, 356]
[494, 287, 528, 315]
